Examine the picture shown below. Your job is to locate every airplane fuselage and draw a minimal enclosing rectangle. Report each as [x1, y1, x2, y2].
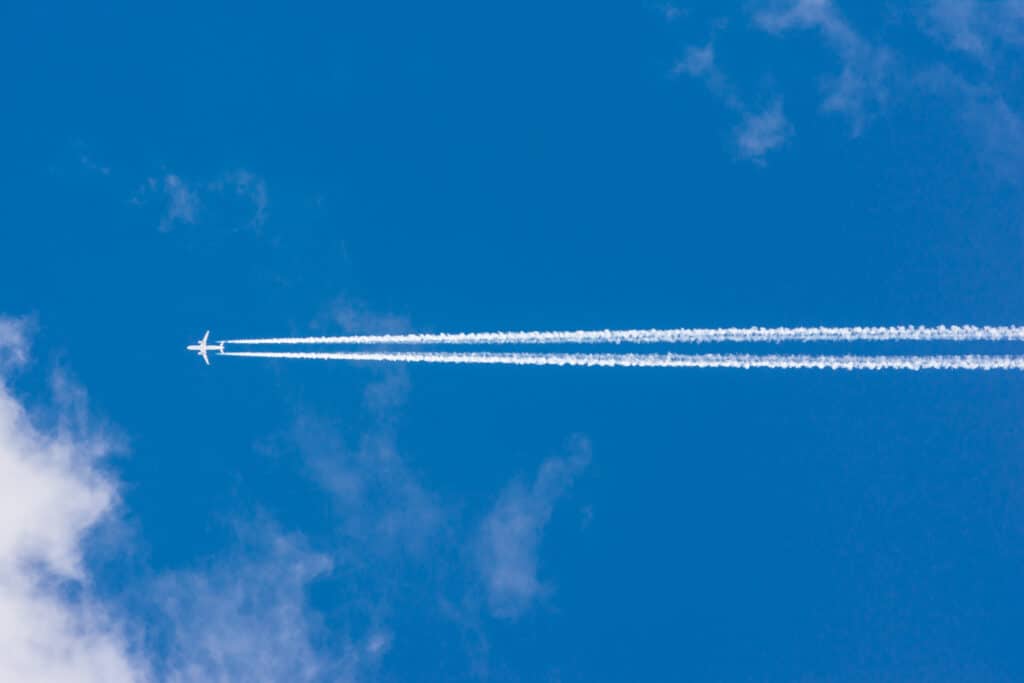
[186, 343, 225, 353]
[187, 331, 224, 364]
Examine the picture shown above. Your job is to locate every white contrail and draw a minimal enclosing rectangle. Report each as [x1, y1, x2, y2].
[221, 325, 1024, 346]
[219, 350, 1024, 370]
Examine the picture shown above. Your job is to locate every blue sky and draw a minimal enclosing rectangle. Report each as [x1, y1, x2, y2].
[2, 1, 1024, 681]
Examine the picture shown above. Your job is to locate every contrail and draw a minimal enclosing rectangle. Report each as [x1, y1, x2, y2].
[221, 325, 1024, 346]
[220, 350, 1024, 370]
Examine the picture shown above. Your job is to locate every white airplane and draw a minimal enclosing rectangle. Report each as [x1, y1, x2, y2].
[186, 331, 224, 365]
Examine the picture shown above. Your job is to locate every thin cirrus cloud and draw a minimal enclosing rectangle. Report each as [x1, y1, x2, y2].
[755, 0, 1024, 176]
[475, 439, 591, 619]
[917, 65, 1024, 177]
[137, 169, 268, 232]
[673, 43, 792, 163]
[753, 0, 892, 135]
[294, 416, 444, 554]
[913, 1, 1024, 176]
[272, 416, 437, 677]
[207, 169, 268, 229]
[670, 0, 1024, 176]
[734, 101, 793, 162]
[154, 533, 338, 683]
[0, 317, 31, 369]
[152, 174, 199, 232]
[922, 0, 1024, 60]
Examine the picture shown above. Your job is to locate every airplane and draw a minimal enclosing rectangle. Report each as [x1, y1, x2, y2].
[186, 331, 224, 365]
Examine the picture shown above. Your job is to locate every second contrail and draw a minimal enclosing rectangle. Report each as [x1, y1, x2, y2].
[219, 350, 1024, 370]
[221, 325, 1024, 346]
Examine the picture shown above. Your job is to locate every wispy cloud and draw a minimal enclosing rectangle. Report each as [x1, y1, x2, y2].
[922, 0, 1024, 61]
[735, 100, 793, 163]
[910, 2, 1024, 178]
[324, 297, 411, 337]
[475, 438, 591, 619]
[150, 174, 200, 232]
[79, 154, 111, 177]
[155, 532, 335, 683]
[918, 65, 1024, 177]
[208, 169, 269, 229]
[754, 0, 892, 134]
[297, 420, 443, 554]
[0, 316, 32, 369]
[674, 43, 792, 162]
[673, 43, 741, 110]
[135, 168, 268, 232]
[650, 2, 686, 23]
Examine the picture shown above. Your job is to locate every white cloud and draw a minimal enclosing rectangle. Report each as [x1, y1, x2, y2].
[135, 174, 201, 232]
[0, 317, 32, 370]
[325, 297, 411, 336]
[332, 628, 393, 683]
[755, 0, 892, 134]
[673, 43, 743, 111]
[661, 4, 685, 22]
[362, 368, 411, 415]
[137, 169, 268, 232]
[79, 154, 111, 176]
[736, 100, 793, 162]
[296, 419, 442, 555]
[475, 439, 590, 619]
[923, 0, 1024, 60]
[674, 43, 791, 161]
[911, 3, 1024, 178]
[156, 533, 334, 683]
[209, 169, 269, 228]
[674, 43, 715, 78]
[918, 66, 1024, 177]
[0, 317, 146, 683]
[962, 93, 1024, 176]
[155, 174, 200, 232]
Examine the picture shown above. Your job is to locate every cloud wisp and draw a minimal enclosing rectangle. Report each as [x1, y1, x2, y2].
[754, 0, 892, 134]
[135, 169, 268, 232]
[154, 533, 335, 683]
[207, 170, 269, 229]
[922, 0, 1024, 61]
[673, 43, 792, 162]
[476, 440, 590, 619]
[152, 175, 199, 232]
